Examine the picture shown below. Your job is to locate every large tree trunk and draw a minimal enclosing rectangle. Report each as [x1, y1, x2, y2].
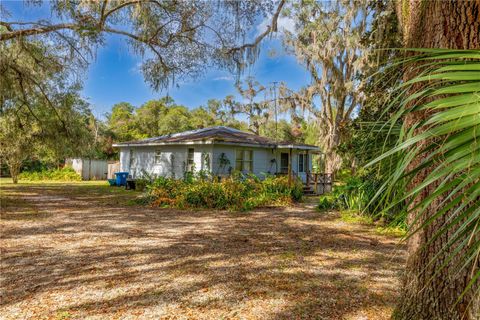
[394, 1, 480, 319]
[8, 161, 20, 184]
[324, 123, 342, 174]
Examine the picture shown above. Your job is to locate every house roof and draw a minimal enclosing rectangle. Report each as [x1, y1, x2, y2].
[112, 126, 320, 151]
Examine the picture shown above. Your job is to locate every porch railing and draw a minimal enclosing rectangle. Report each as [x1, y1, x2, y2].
[276, 171, 333, 195]
[306, 172, 333, 195]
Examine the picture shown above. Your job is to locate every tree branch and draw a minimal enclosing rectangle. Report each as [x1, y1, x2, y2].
[0, 21, 13, 31]
[345, 98, 357, 120]
[101, 27, 169, 73]
[98, 0, 109, 28]
[226, 0, 286, 54]
[0, 23, 78, 41]
[0, 0, 164, 42]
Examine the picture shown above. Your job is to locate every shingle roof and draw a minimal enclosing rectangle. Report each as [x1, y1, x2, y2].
[112, 126, 319, 150]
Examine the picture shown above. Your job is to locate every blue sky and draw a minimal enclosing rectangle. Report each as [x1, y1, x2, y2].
[82, 35, 311, 118]
[3, 1, 312, 118]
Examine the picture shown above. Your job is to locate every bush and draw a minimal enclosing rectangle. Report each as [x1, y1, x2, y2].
[148, 176, 185, 206]
[19, 167, 81, 181]
[146, 174, 303, 211]
[319, 169, 406, 229]
[135, 179, 148, 192]
[317, 195, 336, 210]
[221, 177, 252, 209]
[261, 175, 304, 202]
[182, 180, 228, 209]
[333, 174, 392, 215]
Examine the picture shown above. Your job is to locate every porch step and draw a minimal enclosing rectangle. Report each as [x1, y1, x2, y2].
[302, 186, 316, 195]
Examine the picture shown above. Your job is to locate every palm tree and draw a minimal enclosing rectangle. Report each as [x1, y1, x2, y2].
[370, 49, 480, 319]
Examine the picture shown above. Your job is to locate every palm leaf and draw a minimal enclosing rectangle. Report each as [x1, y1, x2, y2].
[368, 49, 480, 299]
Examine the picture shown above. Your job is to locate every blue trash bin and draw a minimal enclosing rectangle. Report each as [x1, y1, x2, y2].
[115, 172, 129, 187]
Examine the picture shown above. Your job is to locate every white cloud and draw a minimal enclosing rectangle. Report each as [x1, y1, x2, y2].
[257, 15, 296, 36]
[129, 61, 142, 75]
[213, 75, 234, 81]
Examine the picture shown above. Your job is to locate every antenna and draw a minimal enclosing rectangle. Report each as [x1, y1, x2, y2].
[166, 90, 170, 106]
[272, 81, 278, 142]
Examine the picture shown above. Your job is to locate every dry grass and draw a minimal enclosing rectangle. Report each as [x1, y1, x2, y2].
[0, 180, 405, 319]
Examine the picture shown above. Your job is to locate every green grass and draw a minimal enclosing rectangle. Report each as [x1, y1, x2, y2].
[0, 178, 142, 215]
[337, 210, 405, 238]
[0, 193, 39, 215]
[338, 210, 374, 225]
[375, 226, 406, 237]
[55, 310, 72, 320]
[279, 251, 297, 260]
[0, 177, 106, 185]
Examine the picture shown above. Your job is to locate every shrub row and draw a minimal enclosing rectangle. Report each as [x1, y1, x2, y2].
[317, 170, 406, 228]
[146, 174, 303, 211]
[318, 174, 386, 213]
[19, 167, 82, 181]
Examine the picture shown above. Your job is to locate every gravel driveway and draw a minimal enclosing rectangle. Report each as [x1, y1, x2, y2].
[0, 181, 405, 319]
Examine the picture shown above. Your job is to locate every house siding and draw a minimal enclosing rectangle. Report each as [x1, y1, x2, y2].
[118, 144, 314, 183]
[211, 144, 277, 177]
[119, 145, 212, 179]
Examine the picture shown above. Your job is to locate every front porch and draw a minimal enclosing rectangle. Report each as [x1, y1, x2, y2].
[277, 171, 333, 195]
[276, 145, 331, 195]
[302, 172, 333, 195]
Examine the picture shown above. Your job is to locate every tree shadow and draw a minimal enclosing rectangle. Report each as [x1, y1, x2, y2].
[0, 183, 406, 319]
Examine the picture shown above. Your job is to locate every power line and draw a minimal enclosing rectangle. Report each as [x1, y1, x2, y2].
[272, 81, 278, 142]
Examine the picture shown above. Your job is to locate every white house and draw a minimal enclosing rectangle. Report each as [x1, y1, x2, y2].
[113, 126, 323, 186]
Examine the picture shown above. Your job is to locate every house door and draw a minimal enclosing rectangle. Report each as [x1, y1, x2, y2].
[186, 148, 195, 172]
[298, 152, 308, 183]
[298, 153, 307, 173]
[280, 152, 289, 174]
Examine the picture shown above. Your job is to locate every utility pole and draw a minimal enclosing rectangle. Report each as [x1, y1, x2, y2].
[272, 81, 278, 142]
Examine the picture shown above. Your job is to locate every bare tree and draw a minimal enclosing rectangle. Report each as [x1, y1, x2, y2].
[282, 0, 369, 174]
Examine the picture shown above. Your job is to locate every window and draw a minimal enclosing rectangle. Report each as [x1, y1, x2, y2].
[280, 153, 289, 173]
[235, 149, 253, 172]
[155, 150, 162, 164]
[235, 150, 242, 171]
[201, 152, 210, 170]
[298, 153, 308, 173]
[187, 148, 194, 171]
[129, 149, 135, 168]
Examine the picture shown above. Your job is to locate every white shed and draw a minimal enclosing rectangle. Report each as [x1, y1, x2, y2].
[66, 158, 108, 180]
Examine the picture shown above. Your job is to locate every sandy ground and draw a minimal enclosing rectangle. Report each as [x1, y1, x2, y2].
[0, 181, 405, 319]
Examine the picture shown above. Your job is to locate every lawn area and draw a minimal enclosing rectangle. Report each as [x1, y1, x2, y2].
[0, 179, 405, 319]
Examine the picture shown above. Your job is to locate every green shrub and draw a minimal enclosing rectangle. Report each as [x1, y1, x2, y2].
[148, 176, 185, 206]
[339, 210, 374, 225]
[325, 172, 384, 214]
[325, 169, 406, 229]
[19, 167, 81, 181]
[334, 168, 353, 182]
[146, 174, 303, 211]
[261, 175, 303, 202]
[317, 195, 335, 210]
[221, 177, 252, 210]
[182, 180, 227, 209]
[135, 179, 148, 192]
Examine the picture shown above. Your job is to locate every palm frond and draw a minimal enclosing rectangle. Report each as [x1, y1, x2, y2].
[368, 49, 480, 298]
